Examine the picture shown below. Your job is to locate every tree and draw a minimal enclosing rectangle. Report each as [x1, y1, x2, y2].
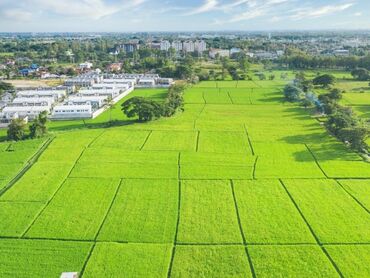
[338, 127, 368, 151]
[0, 81, 14, 96]
[7, 118, 26, 141]
[104, 96, 115, 123]
[283, 84, 303, 102]
[29, 111, 48, 138]
[325, 108, 356, 135]
[312, 74, 336, 87]
[121, 97, 162, 122]
[351, 68, 370, 81]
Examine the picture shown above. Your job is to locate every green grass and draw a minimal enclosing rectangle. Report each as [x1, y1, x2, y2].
[97, 179, 178, 243]
[90, 129, 150, 149]
[318, 160, 370, 178]
[338, 179, 370, 210]
[143, 131, 197, 151]
[0, 239, 92, 278]
[1, 162, 74, 202]
[177, 180, 242, 243]
[25, 178, 120, 240]
[171, 245, 252, 277]
[249, 245, 338, 277]
[0, 202, 44, 237]
[234, 179, 315, 244]
[325, 245, 370, 277]
[198, 131, 251, 153]
[83, 243, 172, 277]
[283, 179, 370, 243]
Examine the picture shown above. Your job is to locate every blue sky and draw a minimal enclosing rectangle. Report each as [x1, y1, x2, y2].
[0, 0, 369, 32]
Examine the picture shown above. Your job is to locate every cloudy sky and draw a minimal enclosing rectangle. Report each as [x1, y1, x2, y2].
[0, 0, 369, 32]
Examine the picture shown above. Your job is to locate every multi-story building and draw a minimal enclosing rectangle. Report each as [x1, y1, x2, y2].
[160, 40, 171, 51]
[183, 41, 195, 52]
[171, 41, 183, 52]
[194, 40, 207, 53]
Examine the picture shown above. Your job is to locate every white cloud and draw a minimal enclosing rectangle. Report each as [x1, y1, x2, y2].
[353, 12, 362, 16]
[290, 3, 354, 20]
[185, 0, 218, 15]
[0, 8, 32, 21]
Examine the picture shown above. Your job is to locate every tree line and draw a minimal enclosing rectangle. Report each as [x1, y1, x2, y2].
[121, 83, 186, 122]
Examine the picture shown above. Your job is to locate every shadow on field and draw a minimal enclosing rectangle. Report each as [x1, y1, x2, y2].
[48, 119, 136, 133]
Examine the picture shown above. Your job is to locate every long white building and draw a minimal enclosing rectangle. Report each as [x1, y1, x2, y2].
[52, 105, 93, 119]
[16, 90, 66, 101]
[1, 105, 51, 120]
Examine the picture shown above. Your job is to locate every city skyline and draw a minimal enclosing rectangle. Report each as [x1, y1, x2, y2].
[0, 0, 369, 32]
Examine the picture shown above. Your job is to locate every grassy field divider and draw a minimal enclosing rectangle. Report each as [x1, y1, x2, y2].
[227, 91, 235, 104]
[278, 179, 344, 278]
[94, 179, 124, 240]
[335, 180, 370, 214]
[202, 92, 207, 104]
[304, 144, 329, 178]
[79, 242, 96, 277]
[192, 103, 206, 130]
[252, 156, 259, 180]
[0, 136, 54, 198]
[167, 179, 182, 278]
[243, 124, 255, 155]
[230, 180, 256, 278]
[140, 130, 153, 150]
[195, 131, 200, 152]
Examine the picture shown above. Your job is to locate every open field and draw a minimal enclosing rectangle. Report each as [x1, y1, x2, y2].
[0, 80, 369, 276]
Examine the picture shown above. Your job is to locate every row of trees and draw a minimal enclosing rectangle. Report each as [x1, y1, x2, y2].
[283, 75, 368, 152]
[7, 111, 48, 141]
[121, 83, 186, 122]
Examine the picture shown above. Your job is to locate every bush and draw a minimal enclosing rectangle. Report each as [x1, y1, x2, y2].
[7, 118, 26, 141]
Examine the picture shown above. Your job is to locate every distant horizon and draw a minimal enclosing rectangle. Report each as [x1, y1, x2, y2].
[0, 0, 369, 32]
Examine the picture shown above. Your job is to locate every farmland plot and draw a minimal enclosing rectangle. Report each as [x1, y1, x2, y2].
[318, 160, 370, 178]
[83, 243, 172, 277]
[171, 245, 252, 277]
[249, 245, 338, 277]
[325, 245, 370, 277]
[337, 179, 370, 210]
[98, 179, 178, 243]
[1, 162, 74, 202]
[233, 180, 315, 243]
[0, 202, 44, 237]
[143, 130, 197, 151]
[197, 131, 251, 154]
[0, 239, 92, 278]
[25, 178, 120, 240]
[177, 180, 243, 243]
[283, 179, 370, 243]
[90, 129, 150, 149]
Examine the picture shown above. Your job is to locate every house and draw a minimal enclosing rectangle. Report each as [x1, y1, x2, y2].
[52, 104, 93, 119]
[66, 96, 107, 109]
[64, 78, 95, 87]
[106, 63, 122, 72]
[209, 48, 230, 59]
[16, 90, 67, 101]
[137, 78, 156, 87]
[78, 88, 121, 99]
[157, 78, 174, 86]
[11, 97, 55, 107]
[1, 105, 51, 120]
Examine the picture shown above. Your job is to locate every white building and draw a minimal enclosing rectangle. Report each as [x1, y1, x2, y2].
[157, 78, 174, 86]
[171, 41, 183, 52]
[194, 40, 207, 53]
[52, 104, 93, 119]
[183, 41, 195, 52]
[11, 97, 55, 107]
[209, 48, 230, 59]
[78, 88, 121, 99]
[160, 40, 171, 51]
[137, 79, 156, 87]
[16, 90, 66, 101]
[1, 105, 50, 120]
[66, 96, 107, 109]
[79, 62, 93, 70]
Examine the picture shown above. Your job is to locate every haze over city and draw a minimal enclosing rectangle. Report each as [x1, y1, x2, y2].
[0, 0, 370, 32]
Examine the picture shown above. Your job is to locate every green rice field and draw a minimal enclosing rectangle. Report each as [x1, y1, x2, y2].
[0, 80, 369, 277]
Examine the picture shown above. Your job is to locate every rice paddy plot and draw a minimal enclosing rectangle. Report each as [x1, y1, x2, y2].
[0, 162, 74, 202]
[142, 130, 197, 151]
[233, 180, 315, 244]
[81, 148, 179, 164]
[341, 92, 370, 105]
[50, 130, 103, 148]
[307, 142, 363, 161]
[318, 160, 370, 178]
[338, 179, 370, 210]
[25, 178, 120, 240]
[181, 152, 255, 166]
[90, 129, 151, 149]
[181, 164, 254, 180]
[249, 245, 338, 277]
[193, 81, 218, 88]
[197, 131, 251, 154]
[203, 90, 232, 104]
[0, 239, 92, 278]
[0, 163, 24, 181]
[97, 179, 178, 243]
[177, 180, 243, 243]
[325, 245, 370, 277]
[38, 145, 84, 162]
[71, 162, 178, 179]
[0, 202, 44, 237]
[184, 87, 205, 104]
[83, 243, 172, 278]
[171, 245, 252, 277]
[283, 179, 370, 243]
